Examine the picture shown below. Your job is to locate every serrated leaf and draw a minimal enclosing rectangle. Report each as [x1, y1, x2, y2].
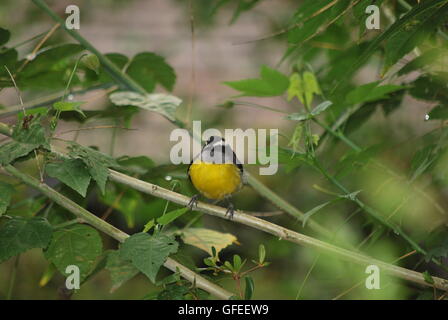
[12, 115, 49, 149]
[157, 208, 189, 226]
[0, 141, 39, 166]
[53, 101, 86, 118]
[126, 52, 176, 92]
[287, 72, 322, 106]
[119, 233, 178, 283]
[68, 142, 119, 195]
[0, 217, 53, 262]
[224, 65, 289, 97]
[287, 73, 303, 102]
[0, 181, 15, 216]
[106, 250, 139, 293]
[179, 228, 237, 256]
[46, 158, 91, 197]
[44, 224, 103, 282]
[109, 91, 182, 122]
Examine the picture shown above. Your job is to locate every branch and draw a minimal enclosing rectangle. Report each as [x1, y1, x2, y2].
[3, 165, 233, 300]
[108, 169, 448, 291]
[31, 0, 327, 235]
[1, 120, 447, 291]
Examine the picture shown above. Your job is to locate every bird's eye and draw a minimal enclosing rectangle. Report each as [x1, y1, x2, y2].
[207, 136, 214, 144]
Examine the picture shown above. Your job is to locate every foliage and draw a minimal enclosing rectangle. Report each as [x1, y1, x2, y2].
[1, 0, 448, 300]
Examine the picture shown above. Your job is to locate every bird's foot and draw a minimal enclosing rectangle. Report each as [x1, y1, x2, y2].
[187, 194, 199, 210]
[225, 203, 235, 220]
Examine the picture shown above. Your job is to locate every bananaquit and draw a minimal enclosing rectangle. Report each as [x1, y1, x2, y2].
[187, 136, 245, 218]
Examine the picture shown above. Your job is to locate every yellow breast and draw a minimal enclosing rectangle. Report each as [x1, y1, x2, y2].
[189, 161, 242, 200]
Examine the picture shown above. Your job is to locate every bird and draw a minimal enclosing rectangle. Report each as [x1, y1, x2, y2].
[187, 136, 245, 218]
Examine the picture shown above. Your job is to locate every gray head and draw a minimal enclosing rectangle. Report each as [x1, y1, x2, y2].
[200, 136, 239, 164]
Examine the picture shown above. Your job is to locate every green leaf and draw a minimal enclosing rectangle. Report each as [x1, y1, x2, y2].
[224, 65, 289, 97]
[109, 91, 182, 122]
[68, 142, 119, 195]
[156, 283, 189, 300]
[18, 43, 84, 80]
[287, 72, 303, 102]
[119, 233, 178, 283]
[427, 105, 448, 120]
[53, 101, 86, 118]
[81, 54, 100, 75]
[288, 123, 304, 153]
[17, 107, 49, 121]
[0, 27, 10, 46]
[345, 82, 405, 105]
[100, 187, 141, 228]
[302, 201, 333, 227]
[12, 115, 50, 149]
[287, 72, 322, 106]
[126, 52, 176, 92]
[258, 244, 266, 264]
[0, 181, 15, 216]
[44, 224, 103, 282]
[0, 217, 53, 263]
[143, 219, 155, 233]
[157, 208, 189, 226]
[0, 49, 18, 81]
[46, 159, 91, 197]
[285, 101, 332, 121]
[409, 74, 448, 102]
[106, 250, 139, 293]
[178, 227, 237, 256]
[383, 2, 448, 72]
[422, 271, 435, 285]
[0, 141, 39, 166]
[310, 100, 332, 116]
[233, 254, 242, 271]
[116, 155, 155, 175]
[398, 48, 447, 76]
[244, 276, 255, 300]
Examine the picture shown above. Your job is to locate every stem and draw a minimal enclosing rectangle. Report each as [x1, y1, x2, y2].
[4, 165, 233, 300]
[108, 170, 448, 291]
[245, 172, 332, 238]
[32, 0, 185, 128]
[6, 255, 20, 300]
[32, 0, 146, 95]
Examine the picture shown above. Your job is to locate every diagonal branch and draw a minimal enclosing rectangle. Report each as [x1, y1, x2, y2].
[108, 170, 448, 291]
[3, 165, 233, 300]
